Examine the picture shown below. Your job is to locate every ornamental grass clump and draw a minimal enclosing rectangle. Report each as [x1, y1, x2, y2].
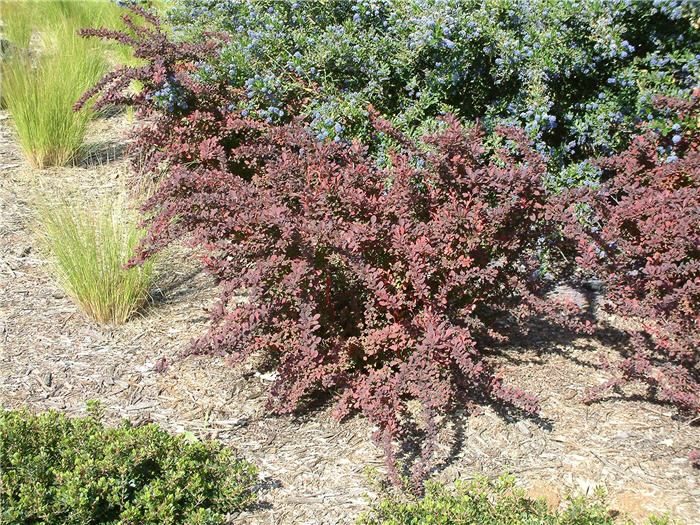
[0, 0, 35, 48]
[0, 0, 133, 168]
[0, 0, 125, 48]
[34, 192, 156, 325]
[1, 26, 106, 168]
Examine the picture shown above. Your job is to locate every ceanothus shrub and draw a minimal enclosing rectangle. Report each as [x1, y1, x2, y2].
[78, 6, 586, 488]
[166, 0, 700, 188]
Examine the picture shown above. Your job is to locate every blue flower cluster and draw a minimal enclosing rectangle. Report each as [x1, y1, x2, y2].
[165, 0, 700, 188]
[145, 76, 188, 112]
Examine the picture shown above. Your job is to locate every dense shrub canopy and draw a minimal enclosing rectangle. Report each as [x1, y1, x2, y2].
[162, 114, 591, 486]
[167, 0, 700, 186]
[0, 406, 257, 524]
[358, 475, 672, 524]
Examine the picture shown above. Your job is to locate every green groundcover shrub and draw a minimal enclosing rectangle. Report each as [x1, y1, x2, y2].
[0, 405, 257, 524]
[358, 475, 675, 525]
[166, 0, 700, 188]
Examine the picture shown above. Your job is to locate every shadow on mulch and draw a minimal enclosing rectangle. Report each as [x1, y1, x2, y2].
[79, 141, 128, 167]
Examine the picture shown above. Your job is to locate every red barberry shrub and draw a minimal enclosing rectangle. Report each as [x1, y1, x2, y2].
[146, 115, 589, 488]
[74, 4, 251, 181]
[553, 94, 700, 416]
[79, 6, 585, 488]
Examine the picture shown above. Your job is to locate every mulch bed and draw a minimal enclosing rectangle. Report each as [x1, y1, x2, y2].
[1, 111, 697, 524]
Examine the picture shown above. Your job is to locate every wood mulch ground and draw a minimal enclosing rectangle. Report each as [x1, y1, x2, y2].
[1, 111, 698, 524]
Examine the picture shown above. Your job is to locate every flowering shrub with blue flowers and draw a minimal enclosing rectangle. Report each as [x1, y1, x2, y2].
[166, 0, 700, 186]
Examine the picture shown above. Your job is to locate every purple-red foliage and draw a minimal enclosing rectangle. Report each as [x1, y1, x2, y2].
[78, 6, 587, 487]
[553, 95, 700, 416]
[74, 4, 241, 180]
[145, 114, 585, 487]
[690, 450, 700, 469]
